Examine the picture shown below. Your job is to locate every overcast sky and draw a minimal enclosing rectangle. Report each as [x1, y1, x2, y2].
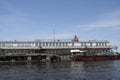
[0, 0, 120, 51]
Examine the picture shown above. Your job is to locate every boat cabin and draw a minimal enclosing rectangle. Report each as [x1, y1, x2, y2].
[70, 49, 86, 56]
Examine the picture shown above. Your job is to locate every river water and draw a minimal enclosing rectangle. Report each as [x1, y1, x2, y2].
[0, 60, 120, 80]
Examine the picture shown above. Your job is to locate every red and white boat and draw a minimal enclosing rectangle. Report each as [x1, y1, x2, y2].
[70, 49, 120, 61]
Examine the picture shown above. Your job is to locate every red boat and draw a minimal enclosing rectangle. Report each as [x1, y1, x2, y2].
[70, 49, 120, 61]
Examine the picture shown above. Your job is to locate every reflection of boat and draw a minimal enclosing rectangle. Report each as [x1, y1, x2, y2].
[70, 49, 120, 61]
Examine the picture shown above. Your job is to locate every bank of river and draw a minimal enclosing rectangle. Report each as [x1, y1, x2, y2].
[0, 60, 120, 80]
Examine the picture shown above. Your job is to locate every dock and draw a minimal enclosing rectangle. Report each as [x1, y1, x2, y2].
[0, 35, 117, 62]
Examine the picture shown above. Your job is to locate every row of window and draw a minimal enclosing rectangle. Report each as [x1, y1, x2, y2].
[91, 49, 109, 53]
[35, 42, 73, 46]
[80, 42, 108, 46]
[0, 42, 108, 47]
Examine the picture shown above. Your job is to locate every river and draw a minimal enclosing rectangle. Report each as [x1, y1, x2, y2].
[0, 60, 120, 80]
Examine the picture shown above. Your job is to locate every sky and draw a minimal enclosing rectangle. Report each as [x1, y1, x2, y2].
[0, 0, 120, 51]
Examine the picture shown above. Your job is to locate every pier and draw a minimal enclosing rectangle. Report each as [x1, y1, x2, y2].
[0, 54, 72, 62]
[0, 35, 117, 62]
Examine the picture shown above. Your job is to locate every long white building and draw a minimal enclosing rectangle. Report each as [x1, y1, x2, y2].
[0, 35, 116, 55]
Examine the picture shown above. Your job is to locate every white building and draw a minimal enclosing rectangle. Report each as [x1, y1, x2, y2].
[0, 35, 116, 55]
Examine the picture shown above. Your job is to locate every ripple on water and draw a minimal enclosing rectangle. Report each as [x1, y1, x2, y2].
[0, 61, 119, 80]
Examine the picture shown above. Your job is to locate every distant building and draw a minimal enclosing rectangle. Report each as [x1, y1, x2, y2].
[0, 35, 117, 55]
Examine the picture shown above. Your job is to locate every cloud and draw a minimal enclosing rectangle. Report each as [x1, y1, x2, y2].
[0, 0, 23, 16]
[0, 1, 33, 35]
[54, 33, 74, 39]
[77, 10, 120, 30]
[24, 33, 74, 40]
[0, 1, 75, 40]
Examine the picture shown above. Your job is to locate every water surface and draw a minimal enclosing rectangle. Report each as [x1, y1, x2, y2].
[0, 60, 120, 80]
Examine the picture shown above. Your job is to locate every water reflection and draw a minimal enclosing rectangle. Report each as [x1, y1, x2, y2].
[70, 61, 114, 80]
[0, 61, 119, 80]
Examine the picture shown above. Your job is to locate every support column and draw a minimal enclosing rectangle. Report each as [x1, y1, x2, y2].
[46, 55, 51, 61]
[27, 56, 32, 61]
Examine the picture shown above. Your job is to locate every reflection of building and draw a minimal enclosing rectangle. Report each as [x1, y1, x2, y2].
[0, 35, 116, 55]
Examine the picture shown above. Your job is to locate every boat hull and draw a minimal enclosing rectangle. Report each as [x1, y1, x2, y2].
[71, 55, 120, 61]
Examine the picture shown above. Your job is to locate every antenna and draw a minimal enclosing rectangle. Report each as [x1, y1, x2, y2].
[53, 29, 55, 41]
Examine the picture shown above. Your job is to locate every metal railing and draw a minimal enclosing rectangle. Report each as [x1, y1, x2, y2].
[0, 45, 112, 49]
